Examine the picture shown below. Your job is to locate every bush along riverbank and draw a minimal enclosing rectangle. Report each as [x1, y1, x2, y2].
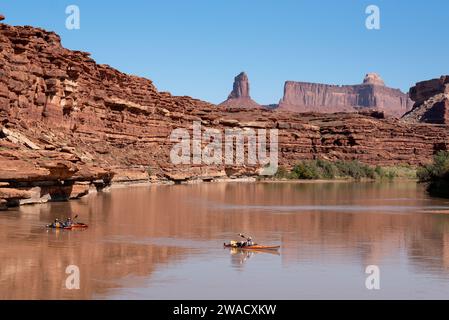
[273, 159, 417, 181]
[418, 151, 449, 198]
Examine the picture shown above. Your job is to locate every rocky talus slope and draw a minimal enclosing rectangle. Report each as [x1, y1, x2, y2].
[402, 76, 449, 124]
[0, 21, 449, 209]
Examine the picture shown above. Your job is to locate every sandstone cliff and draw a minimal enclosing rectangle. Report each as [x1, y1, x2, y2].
[402, 76, 449, 124]
[278, 73, 413, 117]
[219, 72, 261, 109]
[1, 20, 449, 209]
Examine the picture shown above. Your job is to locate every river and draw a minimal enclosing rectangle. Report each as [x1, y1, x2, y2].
[1, 181, 449, 299]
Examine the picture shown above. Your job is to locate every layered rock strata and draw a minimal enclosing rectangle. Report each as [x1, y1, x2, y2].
[1, 22, 449, 209]
[278, 73, 413, 117]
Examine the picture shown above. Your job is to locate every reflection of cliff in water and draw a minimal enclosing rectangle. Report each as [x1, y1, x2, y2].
[1, 182, 449, 298]
[0, 229, 188, 299]
[426, 180, 449, 199]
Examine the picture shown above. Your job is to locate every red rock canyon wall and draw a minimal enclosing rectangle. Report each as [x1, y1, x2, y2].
[0, 21, 448, 209]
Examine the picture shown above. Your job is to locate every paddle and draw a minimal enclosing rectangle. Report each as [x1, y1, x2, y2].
[238, 233, 255, 246]
[63, 214, 78, 225]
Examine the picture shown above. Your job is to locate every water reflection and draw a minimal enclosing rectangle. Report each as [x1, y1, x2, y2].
[227, 247, 281, 270]
[1, 181, 449, 299]
[229, 248, 255, 269]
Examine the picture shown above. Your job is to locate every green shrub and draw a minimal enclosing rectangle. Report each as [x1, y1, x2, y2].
[275, 159, 418, 181]
[374, 166, 399, 180]
[316, 159, 337, 179]
[417, 151, 449, 198]
[274, 166, 289, 179]
[334, 160, 375, 180]
[375, 165, 384, 177]
[292, 161, 320, 179]
[417, 151, 449, 182]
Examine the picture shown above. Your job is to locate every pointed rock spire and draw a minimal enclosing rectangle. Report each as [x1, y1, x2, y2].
[228, 72, 250, 99]
[219, 72, 261, 108]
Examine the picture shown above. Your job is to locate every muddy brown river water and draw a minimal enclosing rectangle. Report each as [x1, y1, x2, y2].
[1, 181, 449, 299]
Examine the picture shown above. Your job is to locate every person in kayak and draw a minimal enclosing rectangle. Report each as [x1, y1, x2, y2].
[238, 234, 254, 247]
[53, 218, 62, 228]
[63, 217, 73, 228]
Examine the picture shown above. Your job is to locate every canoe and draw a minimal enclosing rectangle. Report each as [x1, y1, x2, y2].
[46, 223, 88, 230]
[224, 243, 280, 250]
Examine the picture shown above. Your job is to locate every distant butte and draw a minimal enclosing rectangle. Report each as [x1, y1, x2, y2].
[220, 72, 412, 117]
[278, 73, 413, 117]
[219, 72, 261, 109]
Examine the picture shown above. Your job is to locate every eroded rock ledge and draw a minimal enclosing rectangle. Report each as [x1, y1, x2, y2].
[1, 21, 449, 209]
[402, 76, 449, 124]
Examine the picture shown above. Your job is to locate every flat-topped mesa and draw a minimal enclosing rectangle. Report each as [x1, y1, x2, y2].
[278, 74, 412, 117]
[402, 75, 449, 124]
[219, 72, 261, 108]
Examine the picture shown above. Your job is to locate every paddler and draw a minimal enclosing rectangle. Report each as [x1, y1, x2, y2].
[53, 218, 62, 228]
[64, 217, 73, 228]
[238, 233, 254, 247]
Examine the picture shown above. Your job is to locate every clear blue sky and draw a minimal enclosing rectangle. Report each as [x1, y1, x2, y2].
[2, 0, 448, 105]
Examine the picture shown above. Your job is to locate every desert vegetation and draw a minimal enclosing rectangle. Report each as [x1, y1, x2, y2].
[417, 151, 449, 198]
[275, 159, 416, 181]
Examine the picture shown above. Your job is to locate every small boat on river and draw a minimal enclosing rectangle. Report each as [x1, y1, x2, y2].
[46, 215, 88, 230]
[46, 222, 88, 230]
[224, 233, 280, 251]
[224, 243, 280, 250]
